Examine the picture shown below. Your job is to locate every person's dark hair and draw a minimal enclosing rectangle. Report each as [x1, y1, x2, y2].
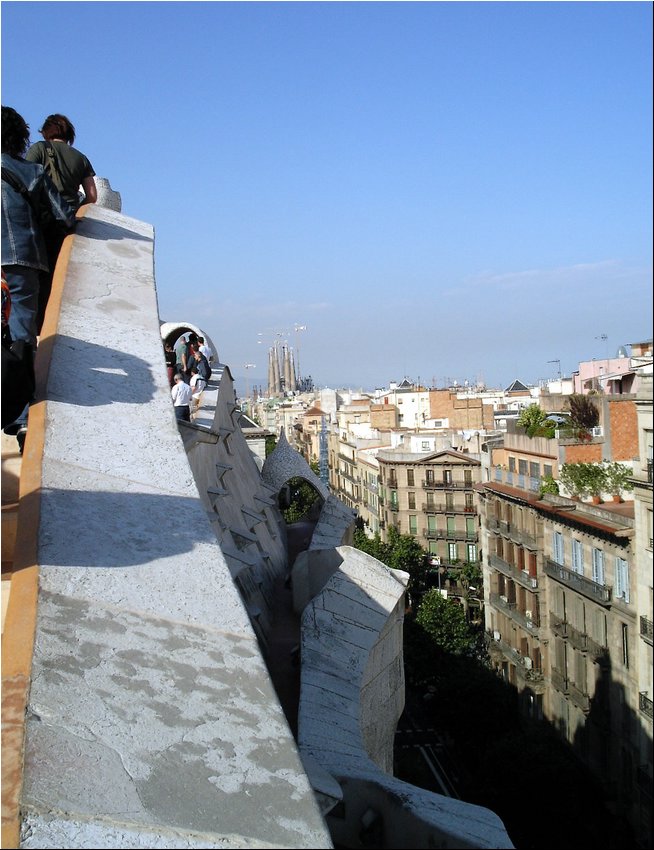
[1, 106, 30, 157]
[40, 113, 75, 144]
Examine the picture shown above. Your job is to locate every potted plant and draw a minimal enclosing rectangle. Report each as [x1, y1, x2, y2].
[539, 473, 560, 498]
[602, 461, 634, 502]
[559, 463, 589, 500]
[584, 463, 608, 503]
[559, 462, 607, 502]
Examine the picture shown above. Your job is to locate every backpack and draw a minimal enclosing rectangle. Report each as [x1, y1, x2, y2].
[1, 166, 73, 249]
[43, 141, 66, 194]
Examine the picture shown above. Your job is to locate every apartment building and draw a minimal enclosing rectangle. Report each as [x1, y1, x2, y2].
[299, 405, 325, 463]
[376, 449, 481, 564]
[358, 448, 382, 536]
[477, 381, 652, 845]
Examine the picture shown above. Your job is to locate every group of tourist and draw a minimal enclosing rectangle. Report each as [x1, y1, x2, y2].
[1, 105, 96, 450]
[167, 332, 213, 422]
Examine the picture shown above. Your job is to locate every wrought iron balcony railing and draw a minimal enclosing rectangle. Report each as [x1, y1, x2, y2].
[545, 559, 612, 606]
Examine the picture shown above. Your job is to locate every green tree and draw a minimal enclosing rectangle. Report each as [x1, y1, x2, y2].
[265, 435, 277, 457]
[415, 589, 476, 656]
[518, 404, 547, 437]
[384, 526, 426, 576]
[281, 476, 321, 523]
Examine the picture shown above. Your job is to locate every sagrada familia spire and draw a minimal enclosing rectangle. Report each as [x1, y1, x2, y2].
[267, 342, 297, 396]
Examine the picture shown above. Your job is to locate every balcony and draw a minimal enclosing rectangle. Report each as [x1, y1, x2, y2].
[387, 477, 398, 489]
[422, 502, 476, 515]
[488, 553, 539, 591]
[422, 479, 472, 490]
[489, 591, 516, 613]
[487, 516, 538, 549]
[389, 502, 399, 513]
[568, 681, 591, 714]
[516, 655, 545, 693]
[551, 666, 569, 695]
[640, 616, 653, 645]
[545, 559, 612, 606]
[639, 692, 653, 721]
[423, 528, 477, 542]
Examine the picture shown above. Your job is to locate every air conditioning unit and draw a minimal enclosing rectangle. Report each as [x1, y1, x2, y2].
[500, 595, 508, 603]
[531, 577, 538, 588]
[523, 657, 533, 670]
[525, 610, 533, 620]
[493, 630, 501, 641]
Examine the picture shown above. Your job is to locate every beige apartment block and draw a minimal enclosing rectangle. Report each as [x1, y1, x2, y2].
[376, 449, 481, 565]
[299, 405, 326, 464]
[358, 448, 382, 537]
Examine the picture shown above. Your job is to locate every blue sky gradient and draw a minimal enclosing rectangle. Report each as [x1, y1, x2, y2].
[2, 1, 652, 390]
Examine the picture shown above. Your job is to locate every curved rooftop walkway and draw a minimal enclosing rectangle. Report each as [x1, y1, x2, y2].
[1, 205, 331, 849]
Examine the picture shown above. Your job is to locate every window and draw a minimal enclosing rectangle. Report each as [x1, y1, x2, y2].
[529, 462, 540, 479]
[407, 469, 415, 486]
[466, 516, 476, 537]
[426, 491, 434, 506]
[428, 515, 437, 532]
[409, 515, 417, 534]
[467, 543, 477, 563]
[422, 441, 430, 450]
[390, 490, 398, 508]
[615, 557, 630, 603]
[429, 541, 438, 555]
[425, 469, 434, 485]
[445, 493, 454, 511]
[518, 459, 528, 475]
[544, 464, 553, 478]
[464, 470, 473, 486]
[447, 516, 456, 535]
[571, 539, 584, 575]
[509, 457, 516, 472]
[408, 491, 416, 510]
[592, 548, 605, 585]
[448, 542, 458, 561]
[465, 493, 474, 510]
[553, 531, 564, 564]
[443, 469, 452, 485]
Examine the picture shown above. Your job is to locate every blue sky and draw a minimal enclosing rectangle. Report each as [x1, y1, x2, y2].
[2, 1, 652, 392]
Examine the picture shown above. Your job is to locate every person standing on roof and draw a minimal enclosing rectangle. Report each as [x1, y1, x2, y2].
[25, 114, 97, 331]
[25, 114, 97, 211]
[1, 105, 76, 443]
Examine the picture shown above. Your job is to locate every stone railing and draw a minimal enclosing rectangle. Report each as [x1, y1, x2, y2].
[298, 546, 514, 849]
[6, 205, 331, 850]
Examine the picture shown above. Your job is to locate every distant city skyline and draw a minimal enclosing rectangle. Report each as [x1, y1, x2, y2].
[2, 2, 651, 389]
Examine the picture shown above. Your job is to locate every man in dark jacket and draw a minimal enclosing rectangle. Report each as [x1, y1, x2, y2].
[1, 105, 75, 348]
[1, 105, 75, 443]
[189, 347, 211, 395]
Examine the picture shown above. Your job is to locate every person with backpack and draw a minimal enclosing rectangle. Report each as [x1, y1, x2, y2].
[1, 106, 76, 444]
[25, 113, 96, 211]
[25, 113, 96, 330]
[1, 106, 75, 348]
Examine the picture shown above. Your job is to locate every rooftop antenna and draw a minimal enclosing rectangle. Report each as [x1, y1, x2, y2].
[244, 363, 256, 401]
[595, 333, 608, 359]
[547, 359, 562, 381]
